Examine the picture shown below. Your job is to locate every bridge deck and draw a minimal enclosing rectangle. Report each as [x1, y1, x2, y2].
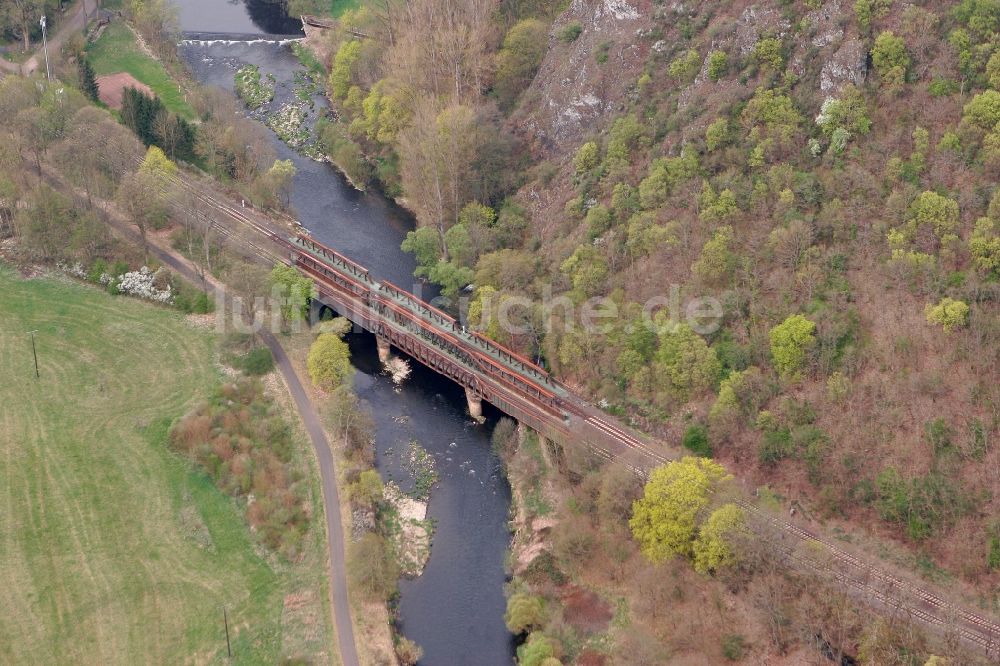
[290, 235, 566, 397]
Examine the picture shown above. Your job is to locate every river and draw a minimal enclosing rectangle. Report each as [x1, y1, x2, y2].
[176, 4, 516, 664]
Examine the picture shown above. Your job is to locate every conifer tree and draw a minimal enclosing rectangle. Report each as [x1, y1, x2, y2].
[77, 57, 100, 103]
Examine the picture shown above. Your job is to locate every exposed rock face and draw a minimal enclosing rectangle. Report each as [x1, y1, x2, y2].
[734, 4, 792, 56]
[512, 0, 652, 155]
[820, 37, 867, 93]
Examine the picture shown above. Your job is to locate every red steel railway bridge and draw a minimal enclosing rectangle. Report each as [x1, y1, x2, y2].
[290, 233, 583, 438]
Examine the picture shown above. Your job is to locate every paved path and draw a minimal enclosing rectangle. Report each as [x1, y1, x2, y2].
[260, 329, 360, 666]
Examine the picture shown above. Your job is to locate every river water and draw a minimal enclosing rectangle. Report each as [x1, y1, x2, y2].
[176, 5, 516, 664]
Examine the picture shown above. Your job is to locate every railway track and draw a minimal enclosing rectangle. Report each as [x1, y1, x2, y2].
[166, 170, 1000, 660]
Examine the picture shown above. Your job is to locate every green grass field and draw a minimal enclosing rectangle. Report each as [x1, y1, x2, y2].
[86, 23, 195, 119]
[0, 267, 333, 664]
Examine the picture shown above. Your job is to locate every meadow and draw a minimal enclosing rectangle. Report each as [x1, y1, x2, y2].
[0, 267, 332, 664]
[86, 23, 196, 118]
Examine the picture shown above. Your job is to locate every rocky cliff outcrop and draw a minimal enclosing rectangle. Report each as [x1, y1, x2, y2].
[512, 0, 653, 155]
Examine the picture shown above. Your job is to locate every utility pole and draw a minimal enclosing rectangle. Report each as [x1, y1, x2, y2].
[29, 331, 39, 379]
[222, 607, 231, 658]
[40, 15, 51, 82]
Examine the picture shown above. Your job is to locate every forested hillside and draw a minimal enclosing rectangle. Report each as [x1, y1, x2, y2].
[310, 0, 1000, 592]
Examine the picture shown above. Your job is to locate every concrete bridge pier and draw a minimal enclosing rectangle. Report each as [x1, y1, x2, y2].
[465, 388, 484, 422]
[376, 336, 391, 364]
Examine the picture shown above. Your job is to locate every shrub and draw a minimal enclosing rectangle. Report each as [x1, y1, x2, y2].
[586, 204, 613, 239]
[669, 48, 701, 83]
[705, 118, 729, 151]
[699, 184, 739, 222]
[769, 314, 817, 379]
[937, 130, 962, 153]
[692, 225, 736, 285]
[517, 633, 558, 666]
[815, 86, 871, 136]
[681, 425, 711, 457]
[924, 297, 970, 332]
[721, 634, 746, 660]
[707, 50, 728, 81]
[558, 22, 582, 43]
[854, 0, 891, 30]
[595, 40, 612, 64]
[494, 19, 549, 110]
[970, 217, 1000, 275]
[759, 426, 793, 464]
[871, 31, 909, 85]
[874, 467, 968, 540]
[395, 637, 423, 666]
[693, 504, 747, 574]
[234, 64, 275, 109]
[830, 127, 851, 155]
[989, 536, 1000, 571]
[307, 332, 353, 390]
[347, 532, 399, 600]
[573, 141, 599, 174]
[168, 380, 310, 558]
[826, 371, 851, 404]
[963, 90, 1000, 129]
[348, 469, 383, 510]
[239, 347, 274, 375]
[504, 593, 546, 634]
[928, 77, 959, 97]
[655, 324, 722, 400]
[330, 40, 361, 99]
[988, 50, 1000, 89]
[753, 37, 784, 70]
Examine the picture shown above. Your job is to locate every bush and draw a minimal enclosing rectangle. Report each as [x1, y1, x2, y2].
[347, 532, 399, 601]
[924, 297, 970, 332]
[989, 535, 1000, 571]
[721, 633, 746, 660]
[574, 141, 599, 174]
[669, 48, 701, 83]
[769, 314, 817, 379]
[753, 37, 784, 70]
[963, 90, 1000, 129]
[234, 64, 275, 109]
[558, 22, 582, 43]
[759, 427, 793, 464]
[504, 593, 546, 634]
[395, 637, 423, 666]
[707, 50, 728, 81]
[705, 118, 729, 151]
[494, 19, 549, 110]
[681, 425, 711, 457]
[854, 0, 891, 30]
[693, 225, 736, 285]
[308, 332, 353, 390]
[871, 31, 909, 84]
[928, 77, 959, 97]
[814, 86, 871, 136]
[239, 347, 274, 375]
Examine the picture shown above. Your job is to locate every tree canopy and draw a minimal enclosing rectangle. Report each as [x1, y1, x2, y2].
[629, 456, 731, 563]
